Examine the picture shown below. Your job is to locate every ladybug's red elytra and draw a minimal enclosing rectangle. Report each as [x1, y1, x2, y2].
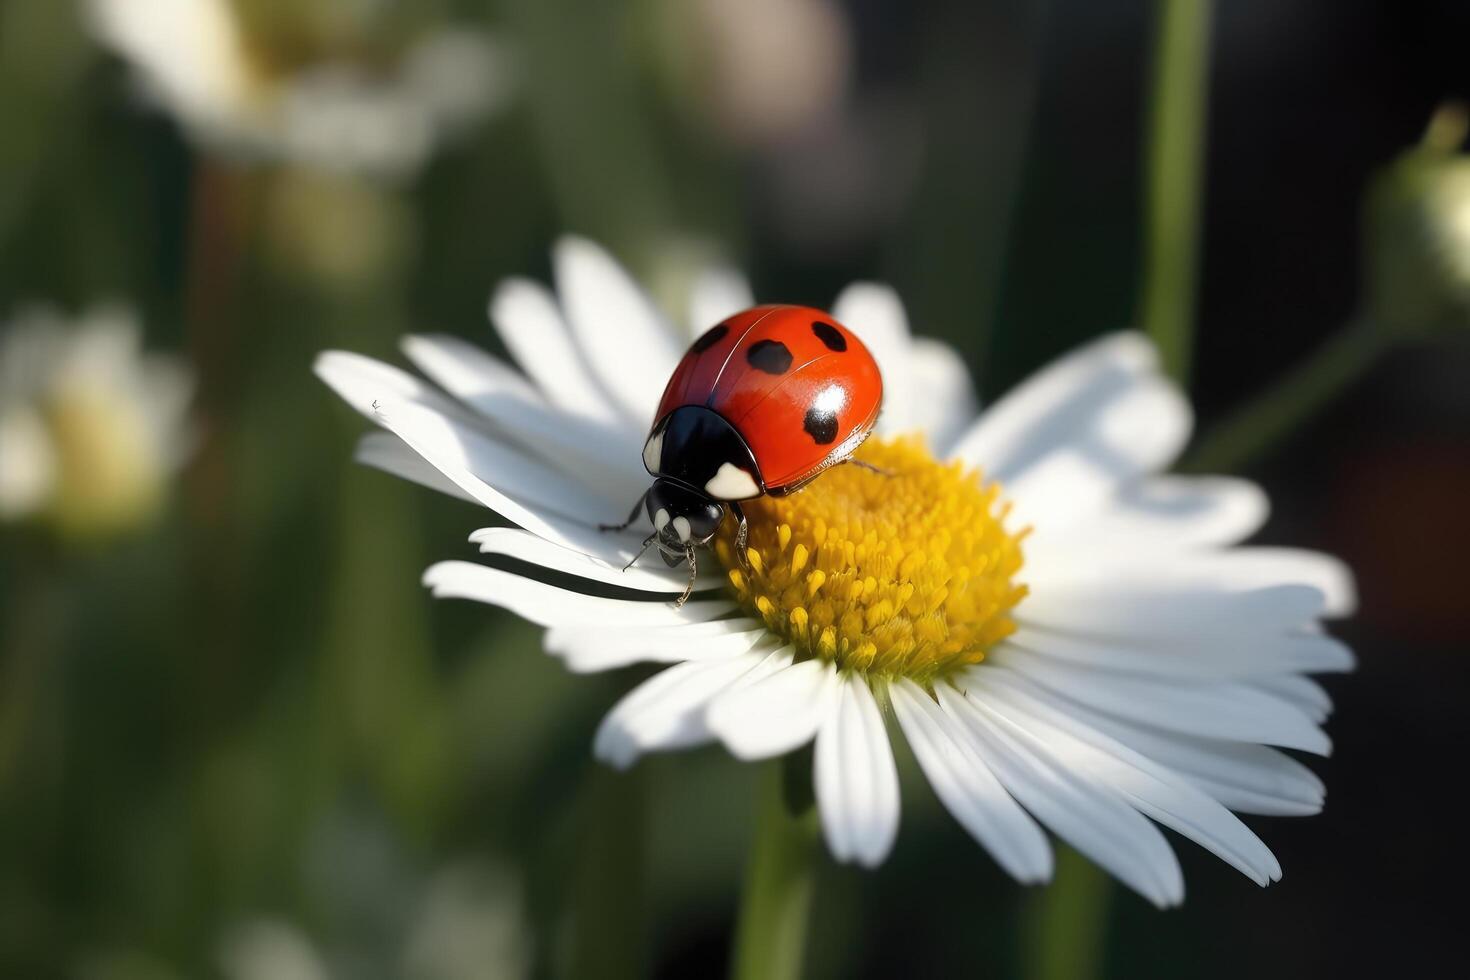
[603, 305, 884, 604]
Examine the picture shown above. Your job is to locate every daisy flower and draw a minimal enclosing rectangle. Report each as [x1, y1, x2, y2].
[0, 304, 193, 540]
[315, 238, 1355, 907]
[85, 0, 514, 180]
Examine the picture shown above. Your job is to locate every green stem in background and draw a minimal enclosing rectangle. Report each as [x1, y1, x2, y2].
[1184, 318, 1390, 473]
[570, 764, 648, 980]
[731, 758, 820, 980]
[494, 0, 675, 261]
[1022, 847, 1112, 980]
[0, 548, 62, 789]
[1139, 0, 1215, 385]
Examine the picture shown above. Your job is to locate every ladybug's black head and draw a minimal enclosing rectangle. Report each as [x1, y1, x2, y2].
[646, 478, 724, 565]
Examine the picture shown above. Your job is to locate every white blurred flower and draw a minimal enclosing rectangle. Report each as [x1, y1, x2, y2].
[216, 861, 527, 980]
[85, 0, 515, 180]
[402, 861, 530, 980]
[317, 238, 1356, 907]
[219, 920, 329, 980]
[0, 305, 192, 539]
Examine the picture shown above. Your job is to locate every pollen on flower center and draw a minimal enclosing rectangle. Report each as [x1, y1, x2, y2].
[714, 435, 1029, 681]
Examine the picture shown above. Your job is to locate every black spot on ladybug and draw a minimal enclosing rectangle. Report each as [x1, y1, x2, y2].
[811, 321, 847, 352]
[803, 406, 839, 444]
[747, 339, 793, 374]
[691, 323, 729, 353]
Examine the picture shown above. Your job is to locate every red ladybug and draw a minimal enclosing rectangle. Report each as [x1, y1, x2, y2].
[604, 305, 884, 602]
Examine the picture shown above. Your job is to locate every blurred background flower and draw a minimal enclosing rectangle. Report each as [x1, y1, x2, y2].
[1, 1, 1468, 978]
[86, 0, 516, 180]
[0, 304, 192, 541]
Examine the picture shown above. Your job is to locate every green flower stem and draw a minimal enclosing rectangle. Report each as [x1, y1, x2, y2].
[0, 550, 61, 788]
[731, 759, 820, 980]
[1140, 0, 1215, 384]
[1022, 847, 1112, 980]
[1185, 318, 1390, 473]
[571, 764, 648, 980]
[495, 0, 675, 259]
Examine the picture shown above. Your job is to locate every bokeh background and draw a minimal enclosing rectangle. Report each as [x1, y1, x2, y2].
[2, 1, 1468, 978]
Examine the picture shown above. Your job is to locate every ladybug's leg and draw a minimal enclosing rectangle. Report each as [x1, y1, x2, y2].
[675, 547, 697, 608]
[623, 533, 657, 571]
[846, 459, 894, 477]
[600, 489, 648, 532]
[729, 502, 752, 573]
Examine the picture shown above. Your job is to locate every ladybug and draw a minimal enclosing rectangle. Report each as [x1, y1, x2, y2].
[603, 305, 884, 603]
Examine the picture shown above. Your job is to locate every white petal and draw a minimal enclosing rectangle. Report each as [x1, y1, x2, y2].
[688, 267, 755, 336]
[830, 283, 914, 437]
[978, 657, 1332, 755]
[889, 680, 1052, 883]
[489, 277, 622, 422]
[1015, 582, 1327, 639]
[545, 619, 768, 673]
[1006, 624, 1356, 680]
[999, 375, 1192, 532]
[975, 675, 1281, 885]
[814, 675, 900, 868]
[354, 432, 478, 504]
[401, 333, 543, 406]
[950, 332, 1154, 469]
[1248, 674, 1333, 722]
[905, 338, 978, 455]
[593, 649, 787, 769]
[423, 561, 734, 629]
[373, 396, 621, 522]
[707, 659, 838, 760]
[1024, 475, 1268, 561]
[1024, 548, 1357, 620]
[973, 673, 1326, 816]
[405, 332, 648, 503]
[554, 236, 684, 425]
[315, 350, 473, 425]
[469, 526, 721, 594]
[938, 685, 1185, 908]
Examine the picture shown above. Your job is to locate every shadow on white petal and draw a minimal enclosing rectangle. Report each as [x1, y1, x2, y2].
[976, 672, 1327, 817]
[489, 277, 623, 422]
[938, 685, 1185, 908]
[554, 236, 684, 425]
[979, 658, 1333, 756]
[890, 680, 1052, 883]
[1024, 475, 1269, 561]
[707, 659, 837, 760]
[470, 526, 721, 594]
[974, 675, 1282, 886]
[423, 561, 733, 629]
[814, 675, 900, 868]
[949, 332, 1156, 469]
[545, 620, 767, 674]
[594, 650, 786, 769]
[1000, 376, 1192, 533]
[402, 333, 543, 405]
[356, 432, 478, 504]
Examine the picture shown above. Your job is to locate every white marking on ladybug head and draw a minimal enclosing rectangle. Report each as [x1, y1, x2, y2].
[705, 462, 761, 500]
[673, 516, 692, 542]
[642, 431, 664, 473]
[653, 508, 671, 531]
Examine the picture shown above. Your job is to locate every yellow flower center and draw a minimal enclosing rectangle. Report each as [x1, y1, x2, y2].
[714, 435, 1029, 682]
